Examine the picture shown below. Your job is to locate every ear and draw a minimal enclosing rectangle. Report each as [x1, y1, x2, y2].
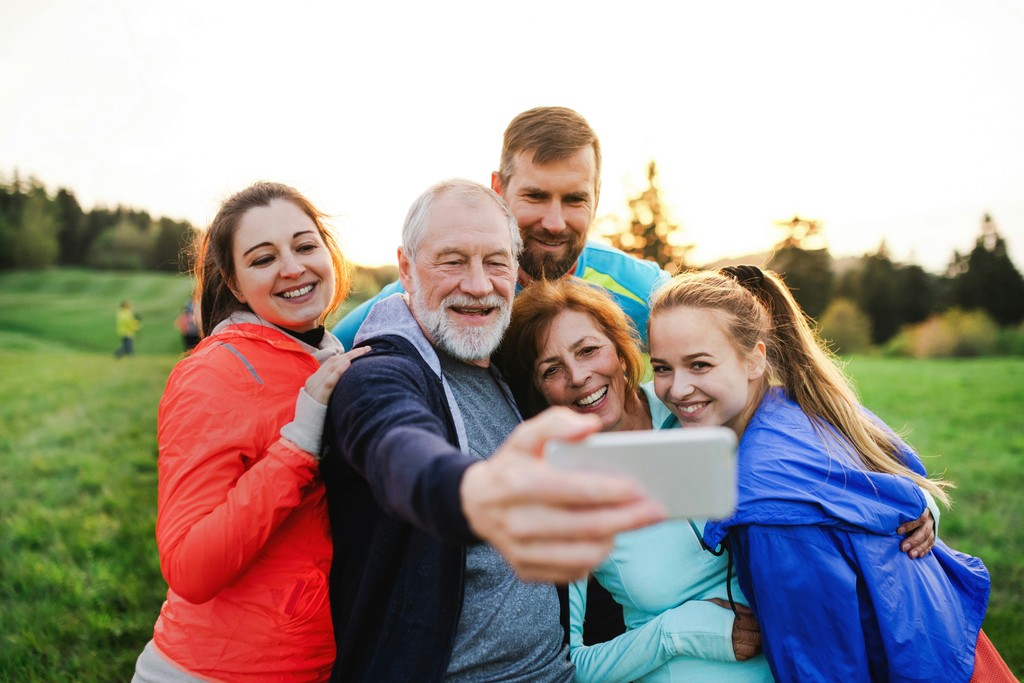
[225, 272, 246, 304]
[490, 171, 504, 196]
[397, 246, 414, 292]
[747, 340, 767, 380]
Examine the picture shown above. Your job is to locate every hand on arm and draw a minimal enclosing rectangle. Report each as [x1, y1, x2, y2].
[705, 598, 763, 660]
[896, 507, 935, 559]
[303, 346, 371, 403]
[281, 347, 370, 457]
[460, 407, 666, 583]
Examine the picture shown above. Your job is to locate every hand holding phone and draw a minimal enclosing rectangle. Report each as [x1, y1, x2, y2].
[546, 427, 737, 519]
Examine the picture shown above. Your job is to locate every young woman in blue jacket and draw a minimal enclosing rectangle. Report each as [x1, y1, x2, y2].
[648, 266, 992, 682]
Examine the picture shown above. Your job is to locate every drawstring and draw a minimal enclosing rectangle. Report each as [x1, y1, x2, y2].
[688, 520, 738, 616]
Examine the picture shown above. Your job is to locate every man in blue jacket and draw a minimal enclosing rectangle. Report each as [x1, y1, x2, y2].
[332, 106, 671, 349]
[322, 179, 666, 682]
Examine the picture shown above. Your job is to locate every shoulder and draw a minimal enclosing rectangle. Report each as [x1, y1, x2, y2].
[171, 325, 309, 393]
[641, 383, 677, 429]
[331, 280, 406, 340]
[577, 242, 671, 302]
[580, 242, 669, 281]
[745, 390, 809, 437]
[335, 334, 438, 397]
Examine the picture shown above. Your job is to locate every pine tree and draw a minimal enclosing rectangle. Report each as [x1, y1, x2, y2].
[766, 214, 832, 320]
[951, 214, 1024, 325]
[605, 161, 692, 272]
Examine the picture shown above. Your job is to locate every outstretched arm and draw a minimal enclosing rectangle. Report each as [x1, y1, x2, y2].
[461, 407, 667, 583]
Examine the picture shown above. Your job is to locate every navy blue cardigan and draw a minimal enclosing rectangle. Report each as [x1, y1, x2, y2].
[323, 334, 480, 682]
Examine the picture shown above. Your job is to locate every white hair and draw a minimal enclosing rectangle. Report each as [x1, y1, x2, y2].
[401, 178, 522, 264]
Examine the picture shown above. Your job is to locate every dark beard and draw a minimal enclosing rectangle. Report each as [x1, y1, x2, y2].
[519, 238, 585, 280]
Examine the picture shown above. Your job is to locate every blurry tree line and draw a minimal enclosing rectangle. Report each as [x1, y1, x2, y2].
[5, 167, 1022, 356]
[0, 172, 193, 272]
[605, 162, 1024, 356]
[0, 172, 401, 295]
[0, 172, 402, 303]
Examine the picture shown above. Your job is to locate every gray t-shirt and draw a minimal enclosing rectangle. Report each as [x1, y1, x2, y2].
[438, 351, 573, 683]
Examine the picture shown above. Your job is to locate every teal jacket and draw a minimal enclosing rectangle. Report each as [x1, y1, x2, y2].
[332, 241, 670, 349]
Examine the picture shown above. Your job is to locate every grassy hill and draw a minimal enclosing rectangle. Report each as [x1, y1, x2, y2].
[1, 268, 1021, 680]
[0, 267, 383, 355]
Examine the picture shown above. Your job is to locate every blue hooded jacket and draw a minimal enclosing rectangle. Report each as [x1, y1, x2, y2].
[704, 388, 989, 682]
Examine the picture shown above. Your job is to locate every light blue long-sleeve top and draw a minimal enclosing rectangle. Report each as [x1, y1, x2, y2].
[567, 384, 775, 683]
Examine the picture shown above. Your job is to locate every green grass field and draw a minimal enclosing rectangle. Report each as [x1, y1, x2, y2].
[1, 269, 1021, 680]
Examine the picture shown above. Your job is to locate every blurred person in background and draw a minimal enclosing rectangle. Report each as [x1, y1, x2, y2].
[114, 299, 141, 357]
[174, 298, 200, 352]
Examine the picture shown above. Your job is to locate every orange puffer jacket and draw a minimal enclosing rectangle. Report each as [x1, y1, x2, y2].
[151, 320, 335, 682]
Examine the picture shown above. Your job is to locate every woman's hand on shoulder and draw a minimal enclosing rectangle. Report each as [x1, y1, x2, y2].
[305, 346, 370, 404]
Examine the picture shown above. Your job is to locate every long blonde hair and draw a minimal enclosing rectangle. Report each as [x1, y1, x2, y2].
[649, 266, 951, 506]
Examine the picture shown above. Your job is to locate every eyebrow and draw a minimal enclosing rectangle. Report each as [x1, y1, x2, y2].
[519, 184, 592, 202]
[432, 247, 511, 260]
[651, 352, 712, 365]
[242, 230, 316, 257]
[516, 183, 546, 194]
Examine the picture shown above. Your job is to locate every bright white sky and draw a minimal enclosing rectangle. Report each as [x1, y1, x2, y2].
[3, 0, 1024, 274]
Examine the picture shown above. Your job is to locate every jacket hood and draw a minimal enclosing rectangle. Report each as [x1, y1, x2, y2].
[351, 293, 524, 453]
[354, 294, 444, 379]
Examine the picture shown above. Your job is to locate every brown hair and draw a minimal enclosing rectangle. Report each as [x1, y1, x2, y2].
[500, 277, 644, 418]
[649, 266, 951, 505]
[191, 181, 351, 335]
[496, 106, 602, 191]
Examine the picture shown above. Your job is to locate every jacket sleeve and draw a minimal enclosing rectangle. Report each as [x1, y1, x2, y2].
[567, 578, 737, 683]
[155, 351, 320, 604]
[326, 349, 478, 543]
[734, 523, 875, 682]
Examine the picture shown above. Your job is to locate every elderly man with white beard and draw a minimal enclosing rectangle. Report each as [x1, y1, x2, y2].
[321, 179, 666, 683]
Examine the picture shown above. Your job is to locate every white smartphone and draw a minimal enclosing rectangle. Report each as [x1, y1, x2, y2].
[545, 427, 737, 519]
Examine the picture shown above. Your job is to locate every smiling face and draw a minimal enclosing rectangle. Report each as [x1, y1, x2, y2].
[494, 146, 598, 282]
[534, 309, 629, 431]
[229, 199, 335, 332]
[399, 192, 517, 366]
[649, 306, 766, 438]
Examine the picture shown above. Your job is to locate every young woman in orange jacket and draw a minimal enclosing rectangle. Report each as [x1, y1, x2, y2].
[131, 182, 367, 683]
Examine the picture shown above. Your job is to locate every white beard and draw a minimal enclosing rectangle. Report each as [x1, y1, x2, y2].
[409, 282, 511, 363]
